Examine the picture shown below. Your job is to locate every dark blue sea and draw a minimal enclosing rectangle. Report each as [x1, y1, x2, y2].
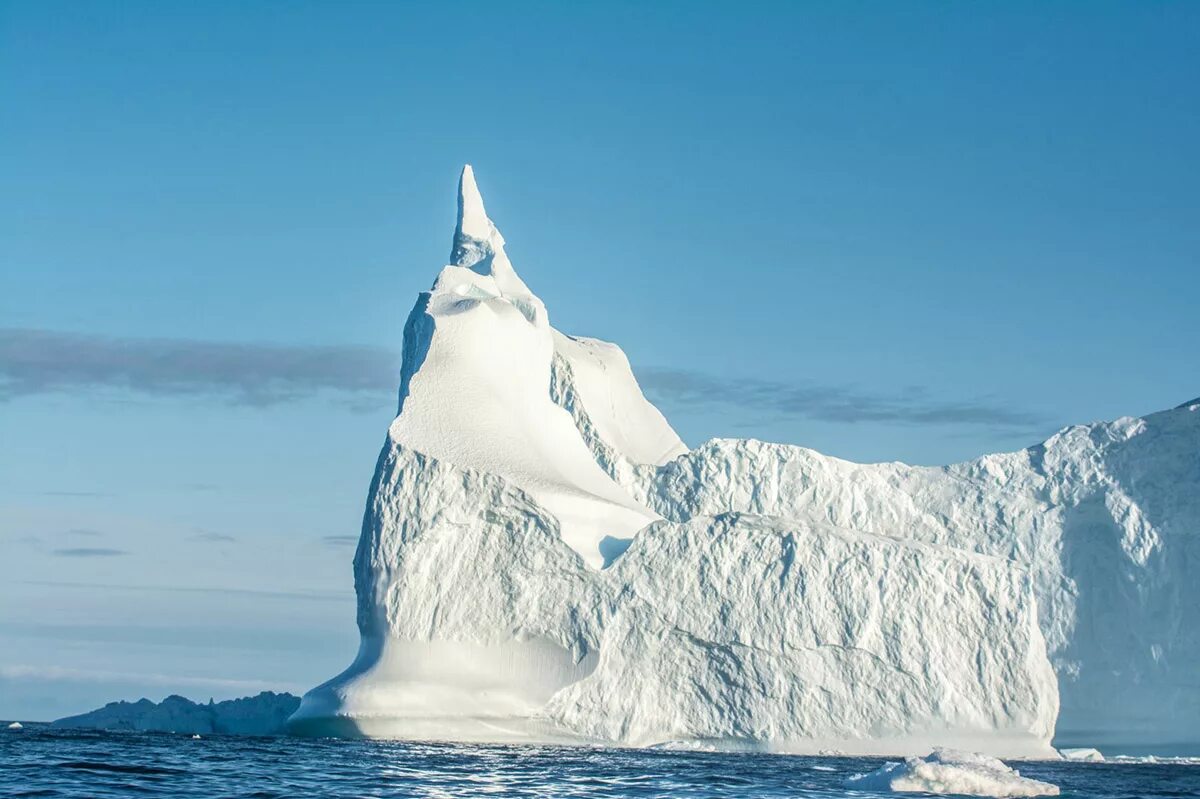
[2, 727, 1198, 798]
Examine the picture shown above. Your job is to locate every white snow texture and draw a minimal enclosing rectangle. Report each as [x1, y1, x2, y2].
[846, 749, 1060, 796]
[289, 167, 1198, 755]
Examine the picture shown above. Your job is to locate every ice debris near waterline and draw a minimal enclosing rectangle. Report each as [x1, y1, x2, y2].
[845, 749, 1060, 797]
[290, 166, 1199, 755]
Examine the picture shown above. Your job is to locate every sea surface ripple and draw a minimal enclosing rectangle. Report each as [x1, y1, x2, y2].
[2, 727, 1198, 798]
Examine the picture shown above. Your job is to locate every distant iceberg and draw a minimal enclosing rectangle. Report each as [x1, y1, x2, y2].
[290, 167, 1199, 756]
[53, 692, 299, 736]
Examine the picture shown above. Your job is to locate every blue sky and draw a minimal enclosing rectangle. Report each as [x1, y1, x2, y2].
[2, 1, 1197, 720]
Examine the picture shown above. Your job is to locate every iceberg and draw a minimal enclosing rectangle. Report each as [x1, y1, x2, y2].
[290, 167, 1197, 755]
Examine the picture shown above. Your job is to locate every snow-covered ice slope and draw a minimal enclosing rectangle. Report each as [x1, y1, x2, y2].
[291, 167, 1196, 755]
[383, 166, 658, 570]
[551, 330, 688, 478]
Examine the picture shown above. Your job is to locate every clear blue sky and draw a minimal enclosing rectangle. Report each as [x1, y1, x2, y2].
[2, 1, 1197, 720]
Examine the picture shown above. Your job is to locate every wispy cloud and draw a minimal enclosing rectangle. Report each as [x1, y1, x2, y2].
[64, 528, 103, 537]
[0, 328, 398, 408]
[0, 664, 297, 693]
[188, 531, 236, 543]
[1, 327, 1047, 433]
[637, 367, 1047, 432]
[53, 547, 127, 557]
[321, 535, 358, 547]
[20, 579, 352, 603]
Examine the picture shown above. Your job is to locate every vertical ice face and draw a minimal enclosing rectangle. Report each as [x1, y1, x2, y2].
[618, 406, 1200, 749]
[293, 167, 1194, 755]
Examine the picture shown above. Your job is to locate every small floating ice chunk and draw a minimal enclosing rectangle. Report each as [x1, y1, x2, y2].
[191, 734, 201, 739]
[1058, 747, 1103, 762]
[7, 722, 22, 730]
[845, 749, 1060, 797]
[1108, 754, 1200, 765]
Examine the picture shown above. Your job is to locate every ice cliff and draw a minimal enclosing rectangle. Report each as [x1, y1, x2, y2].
[290, 167, 1197, 755]
[613, 410, 1200, 751]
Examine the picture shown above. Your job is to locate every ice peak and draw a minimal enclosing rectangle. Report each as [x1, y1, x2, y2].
[442, 166, 536, 308]
[456, 164, 491, 242]
[450, 165, 508, 273]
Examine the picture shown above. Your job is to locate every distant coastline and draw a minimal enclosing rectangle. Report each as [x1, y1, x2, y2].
[49, 692, 299, 736]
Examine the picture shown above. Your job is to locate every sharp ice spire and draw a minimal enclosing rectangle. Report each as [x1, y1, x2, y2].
[456, 164, 491, 242]
[448, 165, 531, 301]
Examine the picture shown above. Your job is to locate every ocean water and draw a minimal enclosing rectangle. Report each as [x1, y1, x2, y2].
[2, 727, 1198, 798]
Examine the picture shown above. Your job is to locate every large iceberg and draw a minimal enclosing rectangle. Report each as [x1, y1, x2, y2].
[290, 167, 1197, 755]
